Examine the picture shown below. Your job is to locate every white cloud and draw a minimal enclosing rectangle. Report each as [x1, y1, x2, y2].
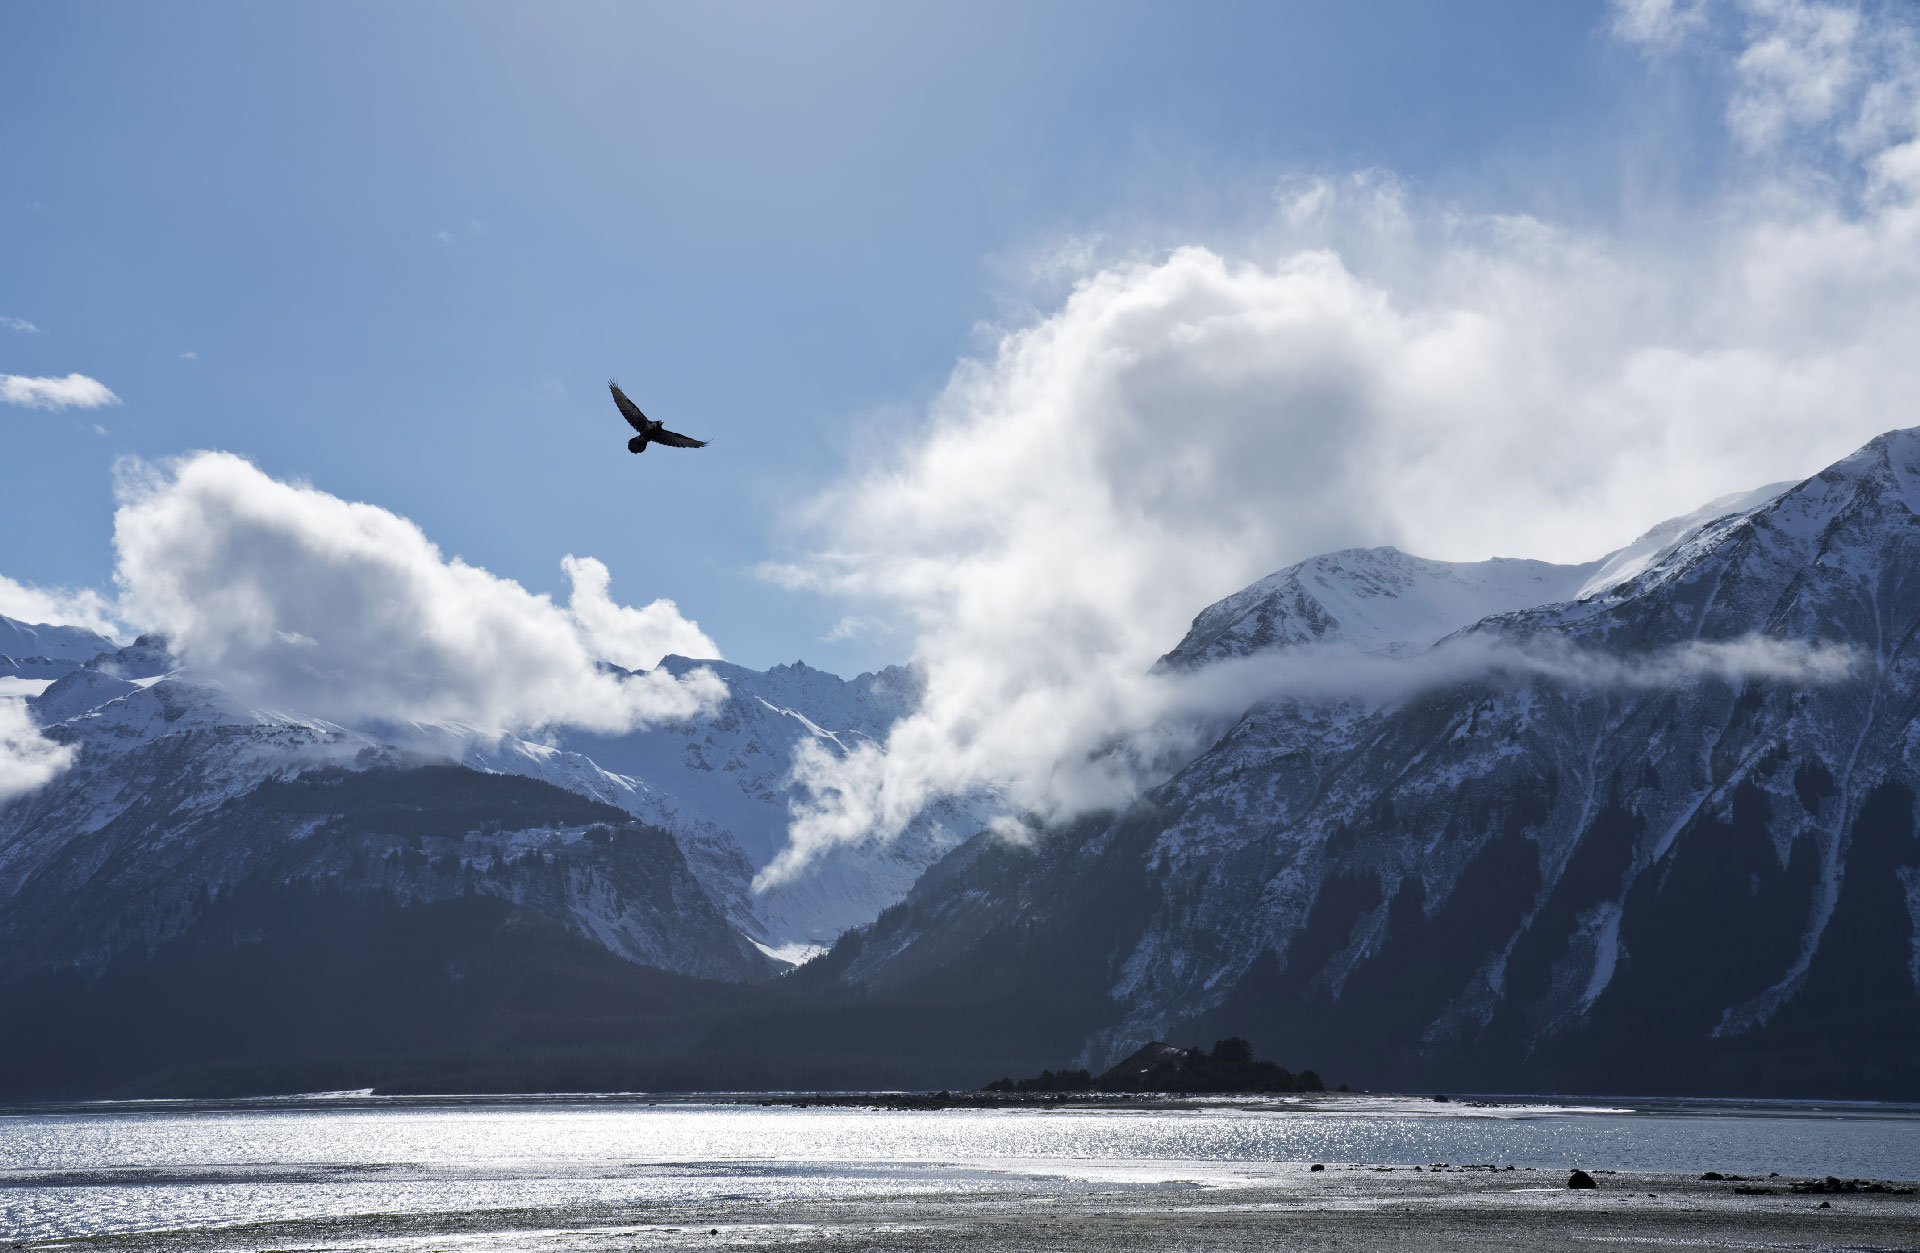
[1, 317, 38, 334]
[0, 373, 118, 411]
[822, 615, 892, 643]
[1729, 0, 1868, 149]
[112, 452, 725, 734]
[0, 697, 76, 805]
[759, 0, 1920, 882]
[0, 575, 121, 638]
[1610, 0, 1710, 49]
[562, 554, 721, 670]
[179, 351, 197, 361]
[1614, 1, 1918, 156]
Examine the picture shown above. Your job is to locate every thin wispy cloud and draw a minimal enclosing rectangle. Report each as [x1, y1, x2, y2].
[761, 633, 1862, 889]
[178, 351, 197, 361]
[0, 698, 76, 805]
[0, 373, 118, 411]
[0, 573, 120, 637]
[1609, 0, 1709, 48]
[0, 317, 37, 334]
[823, 615, 892, 643]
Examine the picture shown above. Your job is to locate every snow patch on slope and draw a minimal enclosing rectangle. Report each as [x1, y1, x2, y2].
[1574, 482, 1794, 602]
[1160, 547, 1601, 670]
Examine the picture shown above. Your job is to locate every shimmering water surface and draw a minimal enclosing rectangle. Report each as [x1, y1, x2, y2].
[3, 1095, 1916, 1242]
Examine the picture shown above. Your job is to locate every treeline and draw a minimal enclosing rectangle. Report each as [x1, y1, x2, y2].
[984, 1037, 1327, 1094]
[986, 1068, 1100, 1093]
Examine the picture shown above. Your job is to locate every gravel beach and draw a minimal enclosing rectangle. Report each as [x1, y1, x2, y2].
[26, 1164, 1919, 1253]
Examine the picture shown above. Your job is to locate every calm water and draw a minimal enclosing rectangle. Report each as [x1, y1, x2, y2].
[3, 1094, 1916, 1242]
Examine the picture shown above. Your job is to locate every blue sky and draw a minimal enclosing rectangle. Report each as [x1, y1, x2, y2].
[0, 2, 1778, 672]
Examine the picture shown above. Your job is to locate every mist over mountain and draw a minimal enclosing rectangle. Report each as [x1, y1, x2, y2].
[816, 429, 1920, 1096]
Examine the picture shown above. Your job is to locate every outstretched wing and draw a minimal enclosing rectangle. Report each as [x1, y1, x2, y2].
[651, 427, 709, 449]
[608, 380, 649, 433]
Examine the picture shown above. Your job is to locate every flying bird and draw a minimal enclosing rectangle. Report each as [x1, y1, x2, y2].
[608, 380, 709, 454]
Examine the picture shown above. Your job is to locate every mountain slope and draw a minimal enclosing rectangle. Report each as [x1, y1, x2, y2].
[0, 640, 775, 988]
[821, 430, 1920, 1097]
[557, 657, 990, 954]
[2, 624, 991, 979]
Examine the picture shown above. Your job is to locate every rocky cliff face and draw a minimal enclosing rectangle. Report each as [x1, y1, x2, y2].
[824, 431, 1920, 1096]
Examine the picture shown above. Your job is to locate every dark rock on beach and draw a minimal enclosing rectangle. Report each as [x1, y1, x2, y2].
[1792, 1175, 1917, 1194]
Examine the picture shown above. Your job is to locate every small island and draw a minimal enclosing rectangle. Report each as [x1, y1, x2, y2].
[985, 1038, 1328, 1094]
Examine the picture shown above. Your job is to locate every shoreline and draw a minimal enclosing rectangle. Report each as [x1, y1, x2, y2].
[10, 1087, 1920, 1119]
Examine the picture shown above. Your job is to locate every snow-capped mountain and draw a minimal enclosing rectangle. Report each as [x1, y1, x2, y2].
[818, 430, 1920, 1096]
[0, 640, 776, 985]
[0, 619, 982, 990]
[1154, 481, 1799, 672]
[393, 656, 987, 959]
[1158, 548, 1601, 669]
[556, 657, 987, 958]
[0, 615, 116, 666]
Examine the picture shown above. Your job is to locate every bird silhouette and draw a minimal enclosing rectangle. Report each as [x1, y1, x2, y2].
[608, 380, 709, 454]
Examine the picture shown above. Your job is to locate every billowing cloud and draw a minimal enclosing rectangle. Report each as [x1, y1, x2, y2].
[0, 373, 118, 410]
[562, 554, 720, 670]
[760, 0, 1920, 881]
[0, 575, 121, 638]
[113, 452, 724, 734]
[0, 698, 77, 805]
